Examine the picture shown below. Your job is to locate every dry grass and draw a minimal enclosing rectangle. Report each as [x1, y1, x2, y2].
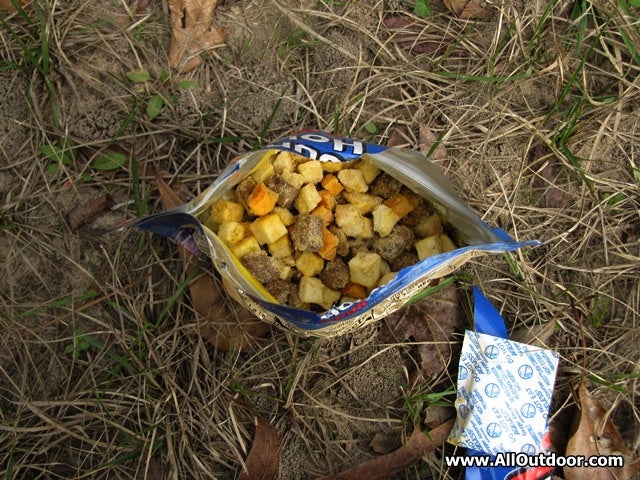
[1, 0, 639, 479]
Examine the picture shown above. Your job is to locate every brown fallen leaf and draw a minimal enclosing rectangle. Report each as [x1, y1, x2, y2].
[68, 193, 113, 229]
[239, 417, 281, 480]
[167, 0, 228, 73]
[418, 124, 447, 161]
[383, 16, 446, 55]
[385, 126, 410, 149]
[443, 0, 492, 19]
[565, 380, 640, 480]
[0, 0, 27, 13]
[155, 173, 268, 351]
[528, 143, 567, 209]
[317, 419, 454, 480]
[379, 283, 462, 379]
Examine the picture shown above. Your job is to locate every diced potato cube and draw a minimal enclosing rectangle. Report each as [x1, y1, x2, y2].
[415, 235, 442, 260]
[334, 204, 365, 238]
[247, 183, 279, 216]
[379, 258, 391, 276]
[439, 234, 456, 253]
[337, 169, 368, 193]
[414, 215, 444, 238]
[378, 271, 397, 287]
[360, 217, 374, 239]
[321, 173, 344, 195]
[217, 221, 245, 246]
[297, 160, 324, 184]
[294, 183, 322, 214]
[251, 161, 275, 184]
[343, 192, 382, 214]
[320, 160, 346, 172]
[318, 227, 339, 261]
[273, 151, 296, 174]
[354, 160, 381, 184]
[250, 213, 288, 245]
[231, 235, 261, 258]
[268, 234, 293, 258]
[272, 206, 295, 227]
[271, 258, 294, 281]
[296, 252, 325, 277]
[210, 199, 244, 224]
[383, 194, 415, 218]
[348, 251, 382, 288]
[298, 276, 325, 305]
[282, 171, 305, 189]
[320, 286, 341, 310]
[340, 295, 358, 304]
[372, 204, 400, 237]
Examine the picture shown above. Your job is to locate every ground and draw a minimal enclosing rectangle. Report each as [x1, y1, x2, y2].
[1, 0, 639, 479]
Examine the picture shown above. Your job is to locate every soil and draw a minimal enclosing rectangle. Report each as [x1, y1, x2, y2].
[1, 0, 639, 479]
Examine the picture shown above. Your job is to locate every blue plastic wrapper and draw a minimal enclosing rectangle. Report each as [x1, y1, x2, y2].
[132, 131, 540, 336]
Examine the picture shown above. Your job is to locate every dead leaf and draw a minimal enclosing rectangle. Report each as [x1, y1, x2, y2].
[418, 124, 447, 161]
[528, 143, 567, 209]
[238, 415, 281, 480]
[155, 173, 268, 351]
[370, 430, 402, 455]
[443, 0, 492, 19]
[0, 0, 27, 13]
[318, 419, 454, 480]
[383, 16, 446, 55]
[167, 0, 228, 73]
[565, 381, 640, 480]
[379, 283, 462, 379]
[385, 126, 410, 149]
[68, 193, 113, 229]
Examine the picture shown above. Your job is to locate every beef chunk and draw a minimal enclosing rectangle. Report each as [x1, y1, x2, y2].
[319, 258, 350, 290]
[235, 177, 257, 211]
[291, 214, 324, 252]
[241, 251, 279, 283]
[266, 175, 300, 209]
[373, 225, 414, 261]
[389, 251, 419, 271]
[265, 278, 297, 305]
[369, 173, 403, 199]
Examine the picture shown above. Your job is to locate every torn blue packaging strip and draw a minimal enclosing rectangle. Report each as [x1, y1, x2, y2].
[449, 287, 559, 480]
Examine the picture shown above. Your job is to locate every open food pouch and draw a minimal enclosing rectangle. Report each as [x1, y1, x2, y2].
[132, 131, 539, 337]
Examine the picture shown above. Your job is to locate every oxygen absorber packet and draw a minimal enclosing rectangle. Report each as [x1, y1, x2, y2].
[448, 330, 559, 456]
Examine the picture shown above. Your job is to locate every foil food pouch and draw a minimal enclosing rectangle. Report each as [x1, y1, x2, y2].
[132, 131, 539, 337]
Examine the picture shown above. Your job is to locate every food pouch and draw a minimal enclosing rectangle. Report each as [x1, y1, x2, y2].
[132, 131, 539, 337]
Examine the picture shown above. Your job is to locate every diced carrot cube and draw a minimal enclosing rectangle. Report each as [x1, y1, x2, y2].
[340, 282, 367, 299]
[311, 205, 334, 227]
[321, 173, 344, 195]
[246, 182, 278, 216]
[383, 194, 415, 218]
[318, 228, 338, 261]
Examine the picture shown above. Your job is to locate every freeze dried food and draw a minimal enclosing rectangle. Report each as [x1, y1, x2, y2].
[203, 151, 456, 311]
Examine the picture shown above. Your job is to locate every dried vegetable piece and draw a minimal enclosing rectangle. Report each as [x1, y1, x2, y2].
[203, 152, 457, 311]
